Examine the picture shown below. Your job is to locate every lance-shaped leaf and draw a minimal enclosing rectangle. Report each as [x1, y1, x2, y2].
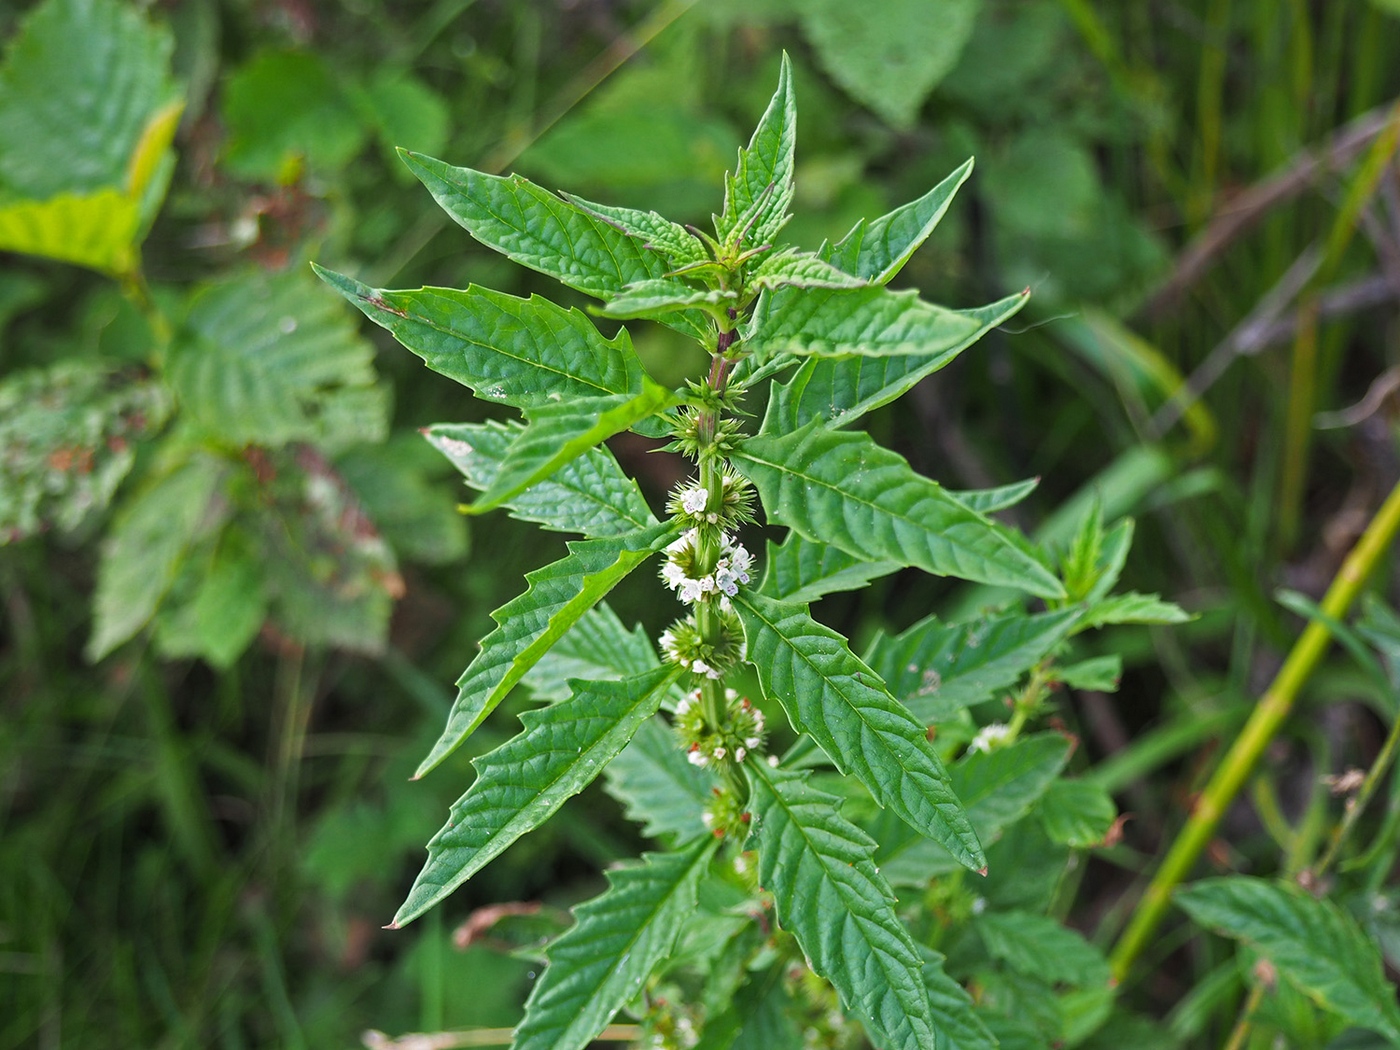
[464, 383, 676, 514]
[522, 603, 662, 703]
[514, 837, 717, 1050]
[733, 423, 1063, 599]
[605, 715, 714, 842]
[563, 193, 708, 267]
[1176, 877, 1400, 1044]
[721, 53, 796, 248]
[425, 421, 656, 538]
[823, 159, 973, 284]
[314, 266, 648, 407]
[735, 590, 983, 871]
[864, 607, 1084, 722]
[760, 532, 900, 604]
[598, 279, 738, 321]
[921, 948, 998, 1050]
[746, 280, 1027, 361]
[396, 665, 682, 926]
[759, 291, 1028, 431]
[746, 762, 937, 1050]
[951, 478, 1040, 515]
[748, 249, 870, 292]
[397, 151, 669, 298]
[415, 523, 676, 778]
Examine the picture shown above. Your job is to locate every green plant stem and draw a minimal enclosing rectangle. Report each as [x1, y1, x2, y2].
[1315, 710, 1400, 876]
[1108, 475, 1400, 984]
[1221, 984, 1265, 1050]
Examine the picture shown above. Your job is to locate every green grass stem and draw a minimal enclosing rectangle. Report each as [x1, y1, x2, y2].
[1108, 475, 1400, 984]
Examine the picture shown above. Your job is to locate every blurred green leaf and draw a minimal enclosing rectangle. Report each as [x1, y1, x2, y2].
[336, 435, 469, 566]
[1036, 779, 1117, 848]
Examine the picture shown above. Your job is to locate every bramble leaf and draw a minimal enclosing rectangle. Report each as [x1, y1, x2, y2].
[735, 590, 984, 871]
[173, 269, 387, 453]
[1176, 877, 1400, 1044]
[758, 290, 1028, 430]
[746, 761, 937, 1050]
[514, 837, 718, 1050]
[759, 531, 900, 603]
[425, 420, 656, 537]
[863, 607, 1083, 722]
[823, 158, 974, 283]
[734, 423, 1064, 598]
[88, 455, 226, 661]
[464, 383, 677, 514]
[314, 266, 650, 408]
[415, 523, 676, 778]
[396, 665, 682, 926]
[720, 53, 795, 249]
[745, 283, 1028, 361]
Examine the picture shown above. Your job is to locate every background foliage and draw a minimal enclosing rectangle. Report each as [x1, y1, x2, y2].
[5, 0, 1400, 1047]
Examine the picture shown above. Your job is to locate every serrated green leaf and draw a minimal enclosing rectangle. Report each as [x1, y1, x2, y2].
[746, 282, 1022, 361]
[746, 762, 937, 1050]
[598, 278, 738, 320]
[0, 0, 177, 198]
[416, 523, 676, 778]
[88, 455, 226, 660]
[426, 420, 656, 538]
[0, 190, 138, 274]
[823, 159, 974, 283]
[522, 604, 662, 703]
[977, 910, 1111, 988]
[800, 0, 981, 128]
[1080, 592, 1192, 630]
[864, 607, 1083, 722]
[758, 290, 1028, 430]
[397, 151, 672, 299]
[173, 269, 386, 452]
[1058, 655, 1122, 691]
[336, 436, 469, 566]
[748, 249, 869, 291]
[734, 423, 1063, 598]
[721, 53, 795, 248]
[920, 947, 998, 1050]
[314, 266, 649, 408]
[465, 383, 676, 514]
[604, 716, 714, 842]
[1036, 779, 1117, 848]
[951, 477, 1040, 514]
[513, 837, 717, 1050]
[396, 665, 682, 926]
[696, 962, 802, 1050]
[1176, 877, 1400, 1044]
[759, 531, 900, 603]
[735, 590, 984, 871]
[874, 733, 1071, 884]
[563, 193, 708, 266]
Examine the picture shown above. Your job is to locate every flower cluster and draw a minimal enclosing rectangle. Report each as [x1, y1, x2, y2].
[664, 472, 756, 530]
[658, 609, 746, 679]
[968, 722, 1013, 754]
[673, 687, 768, 767]
[659, 528, 754, 604]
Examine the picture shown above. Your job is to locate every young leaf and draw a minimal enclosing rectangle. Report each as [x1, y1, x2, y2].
[395, 665, 683, 926]
[720, 53, 795, 249]
[1176, 877, 1400, 1044]
[734, 423, 1064, 599]
[735, 590, 984, 872]
[174, 269, 387, 452]
[950, 477, 1041, 515]
[759, 531, 900, 604]
[562, 193, 708, 267]
[746, 283, 1027, 361]
[1080, 592, 1192, 630]
[88, 455, 226, 661]
[415, 522, 676, 778]
[598, 279, 738, 320]
[746, 761, 938, 1050]
[463, 383, 677, 514]
[823, 159, 974, 284]
[314, 267, 651, 408]
[748, 249, 869, 292]
[758, 290, 1028, 430]
[513, 837, 718, 1050]
[1057, 655, 1122, 691]
[396, 151, 670, 298]
[425, 420, 656, 537]
[920, 947, 998, 1050]
[863, 607, 1084, 722]
[1036, 779, 1117, 848]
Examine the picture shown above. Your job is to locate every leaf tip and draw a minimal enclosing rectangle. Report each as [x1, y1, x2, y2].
[383, 921, 401, 930]
[977, 866, 988, 878]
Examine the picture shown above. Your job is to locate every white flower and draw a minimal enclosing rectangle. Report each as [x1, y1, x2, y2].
[735, 746, 747, 763]
[766, 754, 779, 767]
[712, 746, 727, 761]
[681, 486, 709, 515]
[687, 747, 710, 767]
[968, 722, 1013, 754]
